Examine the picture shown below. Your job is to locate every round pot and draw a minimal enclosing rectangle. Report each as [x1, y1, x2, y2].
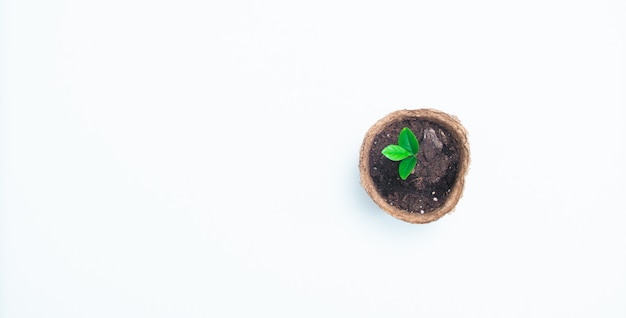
[359, 109, 470, 224]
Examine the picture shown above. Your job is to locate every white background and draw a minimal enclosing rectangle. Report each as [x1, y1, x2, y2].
[2, 0, 625, 317]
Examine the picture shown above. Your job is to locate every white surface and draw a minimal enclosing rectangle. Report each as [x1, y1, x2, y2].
[2, 0, 625, 317]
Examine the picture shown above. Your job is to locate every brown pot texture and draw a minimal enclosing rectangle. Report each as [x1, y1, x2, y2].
[359, 109, 470, 224]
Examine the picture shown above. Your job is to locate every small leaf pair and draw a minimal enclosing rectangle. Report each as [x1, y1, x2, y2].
[381, 127, 420, 180]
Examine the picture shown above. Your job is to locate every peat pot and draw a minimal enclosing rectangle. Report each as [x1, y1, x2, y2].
[359, 109, 470, 224]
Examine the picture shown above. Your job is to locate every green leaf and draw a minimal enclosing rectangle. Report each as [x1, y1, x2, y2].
[398, 127, 419, 155]
[382, 145, 412, 161]
[398, 156, 417, 180]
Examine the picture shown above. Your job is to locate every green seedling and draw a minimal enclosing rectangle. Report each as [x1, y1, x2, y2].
[381, 127, 420, 180]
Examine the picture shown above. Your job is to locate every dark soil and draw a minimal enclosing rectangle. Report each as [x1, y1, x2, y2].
[368, 119, 461, 214]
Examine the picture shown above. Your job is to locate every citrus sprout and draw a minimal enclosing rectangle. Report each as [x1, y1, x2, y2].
[381, 127, 420, 180]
